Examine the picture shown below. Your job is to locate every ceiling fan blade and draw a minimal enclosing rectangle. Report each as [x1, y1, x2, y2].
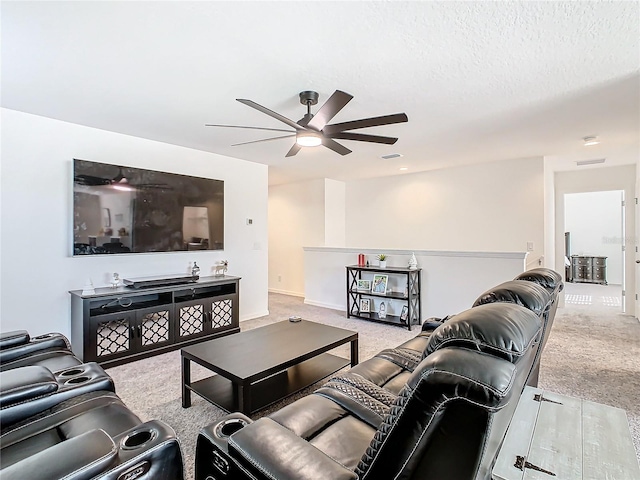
[231, 134, 296, 147]
[205, 124, 293, 133]
[285, 143, 302, 157]
[325, 132, 398, 145]
[236, 99, 306, 131]
[306, 90, 353, 131]
[322, 137, 352, 156]
[323, 113, 408, 134]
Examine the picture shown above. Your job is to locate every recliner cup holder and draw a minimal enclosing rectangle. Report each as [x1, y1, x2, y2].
[122, 429, 157, 450]
[59, 368, 85, 377]
[215, 418, 248, 438]
[64, 376, 91, 385]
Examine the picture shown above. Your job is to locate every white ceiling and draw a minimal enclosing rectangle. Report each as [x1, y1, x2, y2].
[2, 1, 639, 185]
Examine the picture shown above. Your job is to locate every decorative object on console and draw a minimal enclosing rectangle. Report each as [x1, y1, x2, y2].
[81, 279, 95, 296]
[371, 274, 389, 294]
[214, 260, 229, 276]
[358, 253, 365, 266]
[408, 252, 418, 270]
[192, 262, 200, 278]
[400, 305, 408, 323]
[356, 279, 371, 291]
[359, 298, 370, 313]
[379, 301, 387, 318]
[111, 273, 120, 288]
[376, 254, 387, 268]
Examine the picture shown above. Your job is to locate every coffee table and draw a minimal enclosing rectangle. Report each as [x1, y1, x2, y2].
[181, 320, 359, 415]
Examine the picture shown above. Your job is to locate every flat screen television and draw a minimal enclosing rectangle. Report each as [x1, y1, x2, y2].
[73, 159, 224, 255]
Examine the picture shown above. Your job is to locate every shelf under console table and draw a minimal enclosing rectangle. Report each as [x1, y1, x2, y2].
[346, 265, 422, 331]
[69, 275, 241, 368]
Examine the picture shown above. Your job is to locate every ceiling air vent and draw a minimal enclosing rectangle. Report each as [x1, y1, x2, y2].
[381, 153, 403, 159]
[576, 158, 606, 166]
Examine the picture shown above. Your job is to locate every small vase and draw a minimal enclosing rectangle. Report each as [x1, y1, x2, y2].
[379, 260, 387, 268]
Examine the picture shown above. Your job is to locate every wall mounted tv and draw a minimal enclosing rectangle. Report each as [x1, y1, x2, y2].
[73, 159, 224, 255]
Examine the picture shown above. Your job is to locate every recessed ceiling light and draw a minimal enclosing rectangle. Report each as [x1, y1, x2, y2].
[583, 136, 600, 146]
[399, 167, 408, 171]
[381, 153, 403, 159]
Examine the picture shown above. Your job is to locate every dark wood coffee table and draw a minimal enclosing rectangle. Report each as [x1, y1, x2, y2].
[181, 320, 358, 415]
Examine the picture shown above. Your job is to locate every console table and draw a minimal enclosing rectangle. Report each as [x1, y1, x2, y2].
[69, 276, 240, 368]
[346, 265, 421, 330]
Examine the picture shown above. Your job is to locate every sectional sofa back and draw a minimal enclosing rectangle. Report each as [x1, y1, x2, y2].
[357, 303, 542, 480]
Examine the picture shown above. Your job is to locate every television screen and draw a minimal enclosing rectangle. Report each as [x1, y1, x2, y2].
[73, 159, 224, 255]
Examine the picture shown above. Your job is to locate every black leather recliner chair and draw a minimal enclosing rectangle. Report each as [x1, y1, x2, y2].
[1, 391, 184, 479]
[0, 330, 185, 479]
[195, 302, 543, 480]
[0, 330, 82, 372]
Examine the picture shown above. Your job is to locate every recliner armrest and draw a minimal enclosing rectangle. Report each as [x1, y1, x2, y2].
[229, 418, 357, 480]
[0, 429, 117, 480]
[0, 365, 58, 407]
[0, 331, 30, 350]
[0, 333, 72, 365]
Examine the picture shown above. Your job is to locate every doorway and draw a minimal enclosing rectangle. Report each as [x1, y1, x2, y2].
[563, 190, 624, 313]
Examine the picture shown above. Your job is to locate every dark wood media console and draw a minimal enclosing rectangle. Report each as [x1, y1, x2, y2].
[69, 275, 240, 368]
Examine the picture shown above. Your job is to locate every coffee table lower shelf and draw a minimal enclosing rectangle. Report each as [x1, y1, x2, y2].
[187, 353, 349, 414]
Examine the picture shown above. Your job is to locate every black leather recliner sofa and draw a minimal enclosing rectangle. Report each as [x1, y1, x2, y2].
[195, 269, 563, 480]
[0, 330, 185, 479]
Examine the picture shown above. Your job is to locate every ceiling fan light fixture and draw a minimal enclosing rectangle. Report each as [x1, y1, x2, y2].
[583, 135, 600, 146]
[296, 131, 322, 147]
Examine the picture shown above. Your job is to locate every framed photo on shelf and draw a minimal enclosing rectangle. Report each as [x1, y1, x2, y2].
[371, 274, 389, 294]
[360, 298, 371, 313]
[356, 279, 371, 291]
[400, 305, 409, 323]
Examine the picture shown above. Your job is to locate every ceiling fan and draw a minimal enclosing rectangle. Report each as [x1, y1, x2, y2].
[206, 90, 408, 157]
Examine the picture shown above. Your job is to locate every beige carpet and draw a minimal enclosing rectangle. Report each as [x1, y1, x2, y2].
[108, 293, 640, 480]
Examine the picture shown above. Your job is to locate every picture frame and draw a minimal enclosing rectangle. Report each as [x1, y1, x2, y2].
[371, 274, 389, 295]
[356, 279, 371, 291]
[378, 301, 387, 319]
[400, 305, 409, 323]
[360, 298, 371, 313]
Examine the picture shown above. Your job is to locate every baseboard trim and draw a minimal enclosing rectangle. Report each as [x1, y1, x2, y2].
[240, 309, 270, 322]
[303, 298, 345, 312]
[268, 288, 304, 297]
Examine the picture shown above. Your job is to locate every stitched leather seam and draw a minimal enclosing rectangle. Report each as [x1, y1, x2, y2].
[98, 437, 178, 479]
[60, 429, 117, 480]
[1, 349, 75, 368]
[0, 378, 109, 409]
[1, 392, 122, 442]
[228, 438, 278, 480]
[429, 326, 541, 359]
[230, 429, 354, 477]
[0, 380, 57, 396]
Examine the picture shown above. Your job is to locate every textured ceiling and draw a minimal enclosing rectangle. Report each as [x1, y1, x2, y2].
[2, 1, 639, 185]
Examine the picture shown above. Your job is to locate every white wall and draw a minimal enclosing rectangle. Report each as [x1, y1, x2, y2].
[554, 164, 636, 314]
[565, 190, 624, 284]
[0, 108, 269, 337]
[324, 179, 346, 247]
[268, 179, 326, 296]
[345, 157, 545, 264]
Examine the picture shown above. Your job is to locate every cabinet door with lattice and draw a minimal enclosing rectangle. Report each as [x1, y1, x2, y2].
[175, 298, 211, 341]
[88, 311, 136, 362]
[135, 304, 175, 352]
[208, 294, 237, 333]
